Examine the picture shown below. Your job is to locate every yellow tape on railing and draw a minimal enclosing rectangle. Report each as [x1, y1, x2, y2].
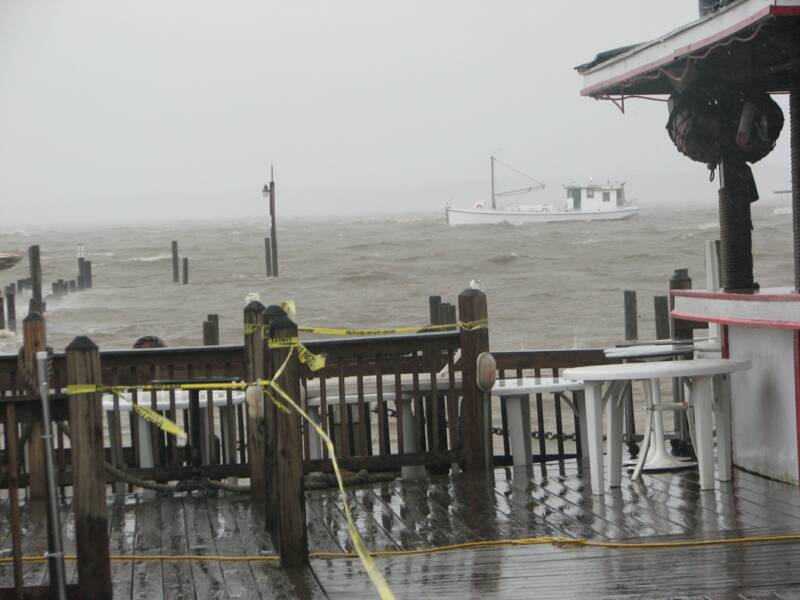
[131, 403, 187, 439]
[268, 336, 326, 372]
[268, 347, 395, 600]
[297, 318, 487, 336]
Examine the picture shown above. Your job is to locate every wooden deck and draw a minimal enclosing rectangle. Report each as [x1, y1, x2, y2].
[3, 459, 800, 599]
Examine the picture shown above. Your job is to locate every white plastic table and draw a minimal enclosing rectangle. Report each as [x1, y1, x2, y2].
[101, 391, 245, 468]
[491, 377, 586, 467]
[563, 359, 751, 495]
[604, 343, 697, 472]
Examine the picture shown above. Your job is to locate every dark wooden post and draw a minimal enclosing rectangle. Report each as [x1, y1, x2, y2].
[0, 294, 5, 330]
[654, 296, 670, 339]
[429, 295, 442, 325]
[458, 288, 491, 474]
[84, 260, 93, 289]
[77, 257, 86, 291]
[23, 312, 48, 499]
[171, 241, 179, 283]
[69, 279, 77, 292]
[244, 301, 267, 501]
[29, 245, 43, 313]
[66, 336, 112, 599]
[265, 237, 273, 278]
[268, 315, 307, 567]
[6, 287, 16, 332]
[203, 314, 220, 345]
[182, 258, 189, 285]
[261, 304, 287, 533]
[269, 171, 278, 277]
[623, 290, 638, 341]
[669, 269, 693, 456]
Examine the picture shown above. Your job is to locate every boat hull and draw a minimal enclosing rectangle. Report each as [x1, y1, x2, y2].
[445, 206, 639, 226]
[0, 254, 22, 272]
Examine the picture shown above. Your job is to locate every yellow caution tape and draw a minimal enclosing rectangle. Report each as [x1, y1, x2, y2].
[131, 403, 187, 439]
[267, 347, 395, 600]
[297, 319, 487, 337]
[268, 336, 326, 372]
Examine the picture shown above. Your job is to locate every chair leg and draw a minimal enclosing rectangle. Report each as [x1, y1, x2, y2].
[715, 374, 733, 482]
[584, 383, 605, 496]
[691, 376, 715, 491]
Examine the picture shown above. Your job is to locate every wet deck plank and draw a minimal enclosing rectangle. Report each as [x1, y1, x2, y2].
[132, 493, 164, 600]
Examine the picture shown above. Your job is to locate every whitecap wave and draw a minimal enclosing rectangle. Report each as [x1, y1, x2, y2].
[128, 253, 171, 262]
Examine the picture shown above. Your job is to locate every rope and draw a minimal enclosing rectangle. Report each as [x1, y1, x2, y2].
[3, 532, 800, 565]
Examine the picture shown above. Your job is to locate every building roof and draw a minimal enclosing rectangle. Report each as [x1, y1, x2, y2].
[577, 0, 800, 99]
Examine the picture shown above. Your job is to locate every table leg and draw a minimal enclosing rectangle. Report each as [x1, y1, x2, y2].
[584, 383, 604, 496]
[715, 374, 733, 482]
[308, 407, 322, 461]
[692, 375, 715, 491]
[505, 395, 532, 468]
[401, 401, 426, 479]
[574, 390, 589, 463]
[607, 384, 623, 488]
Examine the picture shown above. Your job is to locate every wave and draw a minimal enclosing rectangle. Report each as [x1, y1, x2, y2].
[337, 269, 403, 283]
[487, 252, 520, 265]
[773, 207, 791, 216]
[127, 253, 171, 262]
[696, 221, 718, 231]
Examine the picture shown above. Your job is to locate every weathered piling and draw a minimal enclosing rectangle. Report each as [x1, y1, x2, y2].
[83, 260, 93, 289]
[23, 312, 48, 499]
[65, 336, 112, 599]
[243, 301, 267, 502]
[624, 290, 638, 341]
[458, 288, 491, 474]
[654, 296, 670, 339]
[429, 295, 442, 324]
[182, 257, 189, 285]
[171, 241, 179, 283]
[77, 257, 86, 291]
[268, 315, 307, 567]
[269, 171, 278, 277]
[6, 287, 16, 332]
[264, 237, 273, 278]
[0, 294, 4, 330]
[29, 245, 43, 313]
[261, 304, 287, 533]
[202, 314, 220, 345]
[69, 280, 77, 292]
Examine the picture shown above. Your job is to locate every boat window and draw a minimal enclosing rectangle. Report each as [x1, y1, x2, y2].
[602, 191, 610, 203]
[586, 188, 594, 199]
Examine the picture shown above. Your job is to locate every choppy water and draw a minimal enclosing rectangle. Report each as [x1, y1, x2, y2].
[0, 203, 793, 355]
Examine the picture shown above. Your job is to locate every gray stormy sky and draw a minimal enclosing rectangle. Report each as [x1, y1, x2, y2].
[0, 0, 793, 227]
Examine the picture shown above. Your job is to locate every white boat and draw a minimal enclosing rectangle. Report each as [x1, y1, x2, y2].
[0, 252, 22, 272]
[445, 157, 639, 226]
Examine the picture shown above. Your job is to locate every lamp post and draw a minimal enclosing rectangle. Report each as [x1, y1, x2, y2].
[262, 166, 278, 277]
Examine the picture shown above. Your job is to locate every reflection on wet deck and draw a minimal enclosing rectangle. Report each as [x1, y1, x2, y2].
[2, 459, 800, 598]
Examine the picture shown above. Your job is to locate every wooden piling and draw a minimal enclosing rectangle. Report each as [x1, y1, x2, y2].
[83, 260, 93, 289]
[458, 288, 491, 474]
[171, 241, 179, 283]
[6, 288, 16, 332]
[0, 294, 5, 330]
[269, 171, 278, 277]
[23, 312, 48, 499]
[69, 279, 77, 292]
[265, 237, 273, 278]
[268, 315, 307, 567]
[66, 336, 112, 599]
[29, 245, 43, 313]
[623, 290, 638, 341]
[261, 304, 287, 533]
[203, 314, 220, 345]
[182, 257, 189, 285]
[654, 296, 670, 339]
[77, 257, 86, 291]
[429, 295, 442, 325]
[243, 301, 267, 501]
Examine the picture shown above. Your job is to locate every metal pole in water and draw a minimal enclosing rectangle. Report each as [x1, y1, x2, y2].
[36, 351, 67, 600]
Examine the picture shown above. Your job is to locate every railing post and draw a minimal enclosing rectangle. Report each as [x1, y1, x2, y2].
[22, 312, 48, 499]
[66, 336, 112, 599]
[458, 288, 491, 474]
[623, 290, 638, 341]
[244, 301, 267, 501]
[261, 304, 287, 534]
[268, 315, 308, 568]
[203, 314, 220, 346]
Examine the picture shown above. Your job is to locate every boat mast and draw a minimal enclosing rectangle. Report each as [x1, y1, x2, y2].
[490, 156, 496, 209]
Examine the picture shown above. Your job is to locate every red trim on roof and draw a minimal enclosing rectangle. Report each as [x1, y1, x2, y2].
[672, 289, 800, 302]
[671, 311, 800, 330]
[580, 5, 775, 97]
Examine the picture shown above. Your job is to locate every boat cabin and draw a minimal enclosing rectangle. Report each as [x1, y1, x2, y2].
[564, 183, 625, 212]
